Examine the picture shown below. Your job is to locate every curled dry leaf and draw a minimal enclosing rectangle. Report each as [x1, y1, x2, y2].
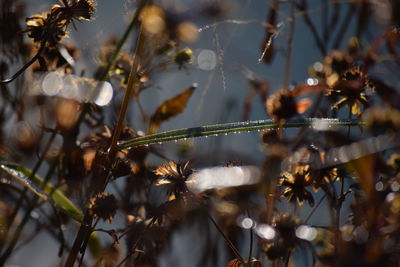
[150, 84, 196, 133]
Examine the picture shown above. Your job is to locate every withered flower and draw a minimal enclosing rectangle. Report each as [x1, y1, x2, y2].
[273, 213, 300, 249]
[88, 192, 118, 223]
[280, 165, 314, 206]
[264, 214, 301, 260]
[55, 0, 96, 22]
[263, 241, 287, 260]
[26, 0, 96, 47]
[26, 11, 67, 47]
[154, 161, 192, 198]
[323, 50, 353, 79]
[329, 67, 371, 116]
[266, 89, 298, 123]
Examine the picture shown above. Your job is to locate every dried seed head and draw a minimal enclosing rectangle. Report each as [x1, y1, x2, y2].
[266, 89, 297, 123]
[88, 192, 118, 223]
[25, 0, 96, 47]
[279, 165, 314, 206]
[273, 213, 300, 249]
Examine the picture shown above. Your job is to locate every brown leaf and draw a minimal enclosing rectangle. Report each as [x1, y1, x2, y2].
[225, 258, 242, 267]
[150, 85, 196, 133]
[296, 98, 313, 114]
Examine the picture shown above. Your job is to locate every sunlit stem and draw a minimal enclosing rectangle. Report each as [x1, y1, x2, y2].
[109, 25, 145, 157]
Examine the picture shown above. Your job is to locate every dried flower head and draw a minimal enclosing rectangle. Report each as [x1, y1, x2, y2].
[154, 161, 192, 197]
[328, 67, 371, 115]
[264, 214, 301, 260]
[263, 241, 287, 260]
[25, 0, 96, 47]
[56, 0, 96, 22]
[273, 213, 300, 248]
[280, 165, 314, 206]
[323, 50, 353, 79]
[88, 192, 118, 223]
[266, 89, 298, 123]
[26, 11, 67, 47]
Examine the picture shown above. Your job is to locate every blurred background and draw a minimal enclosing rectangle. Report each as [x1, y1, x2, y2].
[1, 0, 398, 266]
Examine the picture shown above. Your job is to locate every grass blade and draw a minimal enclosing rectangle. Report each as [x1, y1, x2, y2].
[118, 118, 364, 148]
[0, 163, 83, 222]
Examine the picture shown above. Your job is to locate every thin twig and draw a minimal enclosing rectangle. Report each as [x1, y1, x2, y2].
[207, 213, 245, 264]
[305, 194, 327, 224]
[297, 0, 326, 56]
[109, 25, 145, 157]
[0, 41, 46, 85]
[283, 0, 296, 89]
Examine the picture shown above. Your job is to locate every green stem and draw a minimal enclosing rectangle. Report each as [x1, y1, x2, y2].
[283, 0, 296, 89]
[118, 118, 364, 149]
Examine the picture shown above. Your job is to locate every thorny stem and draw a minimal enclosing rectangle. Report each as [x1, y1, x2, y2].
[283, 0, 296, 90]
